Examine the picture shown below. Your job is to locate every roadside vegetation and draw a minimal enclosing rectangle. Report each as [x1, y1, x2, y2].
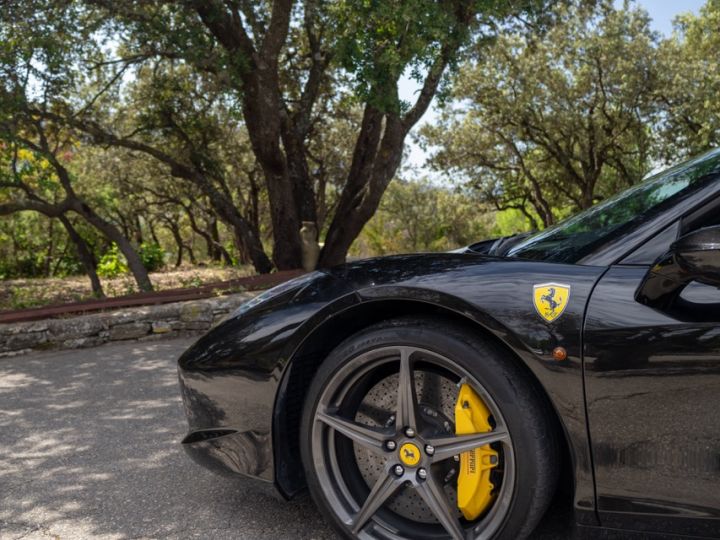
[1, 0, 719, 308]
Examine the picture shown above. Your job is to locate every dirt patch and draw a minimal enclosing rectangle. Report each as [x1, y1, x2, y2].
[0, 265, 254, 311]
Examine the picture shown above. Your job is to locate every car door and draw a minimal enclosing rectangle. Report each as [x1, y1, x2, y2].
[583, 206, 720, 537]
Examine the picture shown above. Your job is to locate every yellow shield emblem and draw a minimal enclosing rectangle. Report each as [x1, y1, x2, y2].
[533, 283, 570, 323]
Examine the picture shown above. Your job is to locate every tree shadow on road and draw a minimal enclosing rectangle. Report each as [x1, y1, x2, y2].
[0, 338, 573, 539]
[0, 338, 333, 539]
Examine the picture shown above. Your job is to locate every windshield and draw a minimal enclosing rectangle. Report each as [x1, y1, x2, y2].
[506, 148, 720, 263]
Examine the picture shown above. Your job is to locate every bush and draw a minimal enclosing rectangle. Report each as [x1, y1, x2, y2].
[97, 244, 129, 278]
[139, 242, 165, 272]
[0, 254, 45, 279]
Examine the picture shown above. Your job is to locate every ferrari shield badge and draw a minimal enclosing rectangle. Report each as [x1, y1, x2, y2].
[533, 283, 570, 323]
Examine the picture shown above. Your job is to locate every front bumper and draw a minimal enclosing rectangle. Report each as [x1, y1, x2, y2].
[178, 364, 281, 484]
[177, 271, 357, 495]
[181, 428, 271, 480]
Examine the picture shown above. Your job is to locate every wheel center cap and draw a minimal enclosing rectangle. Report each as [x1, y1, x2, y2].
[399, 442, 421, 467]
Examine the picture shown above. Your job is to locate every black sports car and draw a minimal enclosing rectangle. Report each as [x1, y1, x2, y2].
[178, 148, 720, 539]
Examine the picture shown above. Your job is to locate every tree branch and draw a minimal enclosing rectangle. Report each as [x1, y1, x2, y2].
[0, 198, 71, 217]
[192, 0, 256, 60]
[260, 0, 293, 63]
[402, 47, 452, 130]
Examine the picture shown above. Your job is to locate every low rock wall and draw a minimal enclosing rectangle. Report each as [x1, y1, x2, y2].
[0, 292, 257, 357]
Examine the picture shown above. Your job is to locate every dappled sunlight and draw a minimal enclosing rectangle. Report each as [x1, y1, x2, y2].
[45, 400, 90, 411]
[0, 337, 333, 539]
[0, 371, 50, 391]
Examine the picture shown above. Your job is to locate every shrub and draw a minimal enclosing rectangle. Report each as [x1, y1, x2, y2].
[97, 244, 129, 278]
[139, 242, 165, 272]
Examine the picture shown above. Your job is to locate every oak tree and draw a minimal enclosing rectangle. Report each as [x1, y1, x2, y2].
[422, 0, 659, 227]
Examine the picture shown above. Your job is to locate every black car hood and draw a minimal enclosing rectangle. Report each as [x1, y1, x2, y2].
[324, 252, 524, 291]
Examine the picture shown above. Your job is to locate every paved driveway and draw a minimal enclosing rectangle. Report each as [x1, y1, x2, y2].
[0, 338, 570, 539]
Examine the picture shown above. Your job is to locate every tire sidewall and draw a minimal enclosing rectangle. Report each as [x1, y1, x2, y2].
[300, 319, 559, 540]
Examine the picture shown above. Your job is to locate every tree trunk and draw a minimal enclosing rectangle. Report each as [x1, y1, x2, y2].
[187, 209, 233, 265]
[528, 184, 555, 227]
[245, 124, 303, 269]
[167, 220, 184, 267]
[580, 171, 600, 210]
[134, 214, 144, 244]
[281, 120, 318, 225]
[58, 214, 104, 297]
[182, 204, 234, 266]
[203, 185, 272, 272]
[193, 0, 302, 269]
[246, 175, 261, 246]
[44, 217, 55, 277]
[320, 109, 406, 267]
[70, 200, 154, 291]
[186, 244, 197, 265]
[208, 218, 221, 261]
[148, 220, 161, 245]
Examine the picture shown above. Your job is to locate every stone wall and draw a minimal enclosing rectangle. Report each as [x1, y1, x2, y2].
[0, 291, 258, 357]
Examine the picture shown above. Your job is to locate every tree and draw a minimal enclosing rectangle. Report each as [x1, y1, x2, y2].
[0, 1, 156, 291]
[73, 141, 246, 271]
[421, 0, 659, 228]
[0, 121, 153, 291]
[351, 178, 494, 256]
[656, 0, 720, 160]
[41, 73, 276, 274]
[0, 190, 103, 290]
[2, 0, 552, 272]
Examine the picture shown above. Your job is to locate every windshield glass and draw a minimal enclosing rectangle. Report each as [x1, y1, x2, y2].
[506, 148, 720, 263]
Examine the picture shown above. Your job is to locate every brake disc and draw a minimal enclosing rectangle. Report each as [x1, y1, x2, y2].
[353, 371, 460, 523]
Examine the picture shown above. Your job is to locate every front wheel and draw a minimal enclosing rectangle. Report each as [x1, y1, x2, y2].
[300, 318, 560, 540]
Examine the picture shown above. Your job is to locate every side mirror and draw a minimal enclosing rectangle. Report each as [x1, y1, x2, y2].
[636, 225, 720, 308]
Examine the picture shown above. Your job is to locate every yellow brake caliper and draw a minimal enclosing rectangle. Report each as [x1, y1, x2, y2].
[454, 383, 499, 520]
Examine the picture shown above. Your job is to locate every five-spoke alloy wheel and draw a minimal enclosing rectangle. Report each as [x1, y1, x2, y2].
[300, 318, 560, 540]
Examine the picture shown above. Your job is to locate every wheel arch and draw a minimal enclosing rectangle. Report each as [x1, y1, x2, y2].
[272, 295, 575, 509]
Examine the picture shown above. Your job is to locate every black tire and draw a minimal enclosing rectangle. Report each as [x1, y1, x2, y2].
[300, 317, 560, 540]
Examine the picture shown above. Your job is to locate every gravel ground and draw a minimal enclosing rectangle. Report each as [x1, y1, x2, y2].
[0, 338, 571, 540]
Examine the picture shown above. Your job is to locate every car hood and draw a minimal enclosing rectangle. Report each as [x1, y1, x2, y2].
[324, 252, 519, 291]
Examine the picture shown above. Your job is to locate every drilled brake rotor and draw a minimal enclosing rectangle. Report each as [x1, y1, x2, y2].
[353, 371, 462, 523]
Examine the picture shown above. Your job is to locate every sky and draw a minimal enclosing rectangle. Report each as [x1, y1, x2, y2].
[634, 0, 705, 35]
[400, 0, 707, 175]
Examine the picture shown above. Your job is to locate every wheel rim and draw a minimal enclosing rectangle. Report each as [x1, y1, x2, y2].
[310, 345, 516, 540]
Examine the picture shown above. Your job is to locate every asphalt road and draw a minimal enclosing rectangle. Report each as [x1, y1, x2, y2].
[0, 338, 570, 540]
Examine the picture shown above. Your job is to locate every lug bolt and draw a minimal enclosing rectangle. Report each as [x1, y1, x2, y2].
[405, 427, 415, 438]
[386, 440, 397, 451]
[394, 464, 405, 477]
[417, 468, 427, 480]
[425, 444, 435, 456]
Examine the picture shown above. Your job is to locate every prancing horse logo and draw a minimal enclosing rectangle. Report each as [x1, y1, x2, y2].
[533, 283, 571, 323]
[399, 442, 421, 466]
